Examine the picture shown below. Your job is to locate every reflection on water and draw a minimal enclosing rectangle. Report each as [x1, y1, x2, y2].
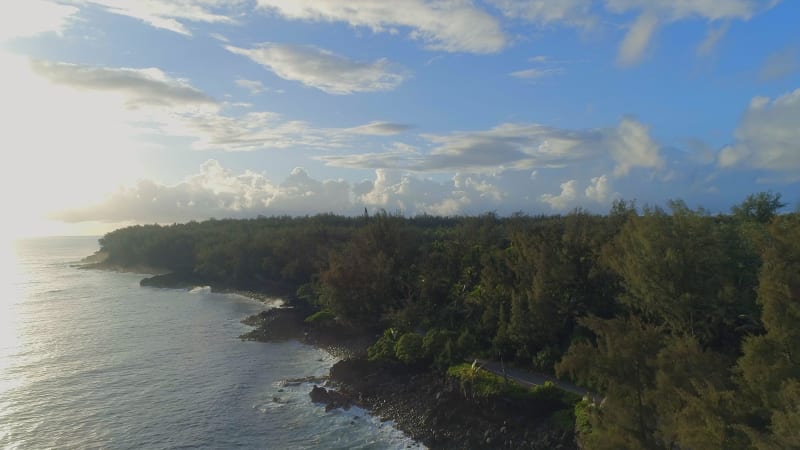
[0, 237, 423, 450]
[0, 239, 25, 399]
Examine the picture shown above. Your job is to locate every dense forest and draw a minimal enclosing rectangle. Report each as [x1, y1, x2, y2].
[97, 192, 799, 449]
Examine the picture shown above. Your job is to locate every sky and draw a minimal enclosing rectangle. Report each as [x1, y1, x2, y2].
[1, 0, 799, 237]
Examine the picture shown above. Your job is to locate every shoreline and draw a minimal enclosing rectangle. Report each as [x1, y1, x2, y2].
[86, 266, 578, 449]
[235, 299, 578, 449]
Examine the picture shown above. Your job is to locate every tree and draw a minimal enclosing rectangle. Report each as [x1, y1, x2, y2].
[556, 316, 664, 449]
[738, 214, 800, 448]
[651, 335, 745, 449]
[603, 203, 757, 348]
[731, 191, 785, 224]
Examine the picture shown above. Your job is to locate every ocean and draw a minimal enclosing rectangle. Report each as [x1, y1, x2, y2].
[0, 236, 422, 449]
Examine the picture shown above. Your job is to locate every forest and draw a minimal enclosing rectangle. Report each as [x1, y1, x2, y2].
[96, 192, 799, 449]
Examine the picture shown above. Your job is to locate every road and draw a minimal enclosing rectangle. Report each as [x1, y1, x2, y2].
[474, 359, 602, 403]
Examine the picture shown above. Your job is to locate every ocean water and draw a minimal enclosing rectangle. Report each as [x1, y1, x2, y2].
[0, 236, 423, 449]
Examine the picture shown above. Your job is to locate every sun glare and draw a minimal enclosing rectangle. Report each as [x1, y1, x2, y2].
[0, 50, 145, 238]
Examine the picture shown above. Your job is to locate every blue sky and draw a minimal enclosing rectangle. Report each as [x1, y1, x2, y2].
[1, 0, 798, 236]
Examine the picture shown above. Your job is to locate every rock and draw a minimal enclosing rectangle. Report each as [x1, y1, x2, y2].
[310, 384, 353, 412]
[310, 385, 329, 403]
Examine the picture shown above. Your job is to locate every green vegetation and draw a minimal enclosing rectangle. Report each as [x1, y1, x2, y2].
[96, 192, 798, 449]
[447, 363, 580, 425]
[446, 363, 559, 401]
[303, 310, 336, 324]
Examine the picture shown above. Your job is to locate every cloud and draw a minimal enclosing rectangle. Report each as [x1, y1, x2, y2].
[235, 79, 265, 94]
[76, 0, 242, 36]
[696, 21, 730, 56]
[759, 46, 799, 81]
[28, 57, 404, 152]
[317, 143, 422, 171]
[345, 121, 411, 136]
[584, 174, 614, 202]
[54, 160, 511, 222]
[226, 43, 408, 94]
[0, 0, 79, 41]
[608, 117, 663, 176]
[617, 12, 659, 66]
[319, 118, 664, 176]
[541, 180, 578, 210]
[490, 0, 596, 29]
[509, 67, 565, 80]
[718, 88, 800, 172]
[54, 160, 355, 222]
[605, 0, 777, 21]
[30, 60, 217, 107]
[254, 0, 506, 54]
[608, 0, 779, 66]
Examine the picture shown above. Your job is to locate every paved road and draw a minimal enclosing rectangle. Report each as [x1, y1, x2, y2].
[474, 359, 602, 403]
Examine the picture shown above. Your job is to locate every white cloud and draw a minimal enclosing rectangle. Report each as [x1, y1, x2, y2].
[605, 0, 776, 21]
[254, 0, 506, 54]
[54, 160, 357, 222]
[319, 118, 663, 177]
[696, 22, 730, 56]
[345, 121, 411, 136]
[76, 0, 244, 36]
[617, 12, 659, 66]
[509, 67, 565, 80]
[226, 43, 408, 94]
[490, 0, 596, 29]
[30, 60, 217, 107]
[54, 161, 511, 222]
[0, 0, 79, 41]
[209, 32, 230, 43]
[608, 118, 663, 176]
[235, 79, 265, 94]
[608, 0, 779, 66]
[355, 169, 506, 215]
[29, 57, 403, 152]
[584, 174, 613, 202]
[719, 88, 800, 172]
[541, 180, 578, 210]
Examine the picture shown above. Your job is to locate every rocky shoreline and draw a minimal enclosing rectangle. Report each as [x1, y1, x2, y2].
[239, 303, 578, 449]
[97, 268, 577, 449]
[312, 358, 577, 449]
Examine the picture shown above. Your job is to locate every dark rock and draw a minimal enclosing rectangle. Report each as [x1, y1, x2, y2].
[310, 384, 352, 412]
[323, 356, 578, 450]
[309, 385, 330, 403]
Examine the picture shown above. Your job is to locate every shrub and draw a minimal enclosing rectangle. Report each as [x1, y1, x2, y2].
[368, 328, 398, 361]
[573, 397, 594, 437]
[423, 328, 458, 370]
[446, 364, 583, 410]
[395, 333, 424, 365]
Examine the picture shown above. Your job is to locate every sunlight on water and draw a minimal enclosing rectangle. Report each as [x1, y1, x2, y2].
[0, 237, 424, 449]
[0, 240, 24, 397]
